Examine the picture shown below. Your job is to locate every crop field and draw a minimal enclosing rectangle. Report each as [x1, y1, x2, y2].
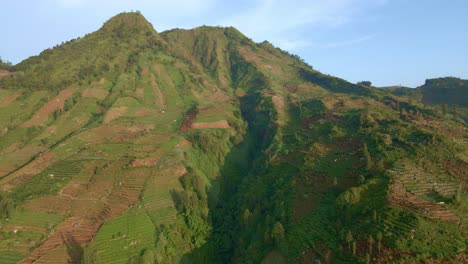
[22, 87, 77, 128]
[88, 207, 155, 263]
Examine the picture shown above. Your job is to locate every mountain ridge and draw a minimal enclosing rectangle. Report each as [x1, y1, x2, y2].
[0, 12, 466, 264]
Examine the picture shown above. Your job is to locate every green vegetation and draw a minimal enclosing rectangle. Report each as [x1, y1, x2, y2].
[0, 12, 466, 264]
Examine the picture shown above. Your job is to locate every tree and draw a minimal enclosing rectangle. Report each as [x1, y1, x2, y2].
[346, 230, 353, 251]
[363, 143, 372, 171]
[442, 104, 448, 115]
[367, 235, 374, 255]
[357, 81, 372, 87]
[453, 184, 462, 204]
[376, 231, 383, 254]
[242, 208, 251, 224]
[374, 159, 385, 173]
[365, 253, 371, 264]
[271, 222, 285, 243]
[359, 175, 366, 185]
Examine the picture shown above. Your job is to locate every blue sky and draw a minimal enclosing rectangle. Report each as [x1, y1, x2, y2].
[1, 0, 467, 87]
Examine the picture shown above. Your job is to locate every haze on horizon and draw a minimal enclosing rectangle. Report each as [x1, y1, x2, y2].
[1, 0, 467, 87]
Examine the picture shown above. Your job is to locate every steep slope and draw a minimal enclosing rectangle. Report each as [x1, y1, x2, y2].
[0, 12, 466, 264]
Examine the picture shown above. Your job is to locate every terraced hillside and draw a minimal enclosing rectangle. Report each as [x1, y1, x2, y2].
[0, 12, 466, 263]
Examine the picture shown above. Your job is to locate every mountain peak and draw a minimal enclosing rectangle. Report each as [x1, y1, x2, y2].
[100, 12, 158, 36]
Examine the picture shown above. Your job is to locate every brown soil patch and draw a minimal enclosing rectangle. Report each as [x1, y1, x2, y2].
[293, 173, 334, 221]
[23, 217, 101, 264]
[23, 165, 153, 263]
[389, 179, 460, 223]
[77, 125, 125, 144]
[180, 108, 198, 133]
[176, 138, 192, 148]
[191, 120, 230, 129]
[301, 112, 341, 128]
[136, 87, 144, 99]
[97, 78, 106, 85]
[0, 69, 11, 78]
[120, 125, 154, 143]
[82, 88, 109, 100]
[134, 107, 157, 117]
[153, 64, 175, 89]
[22, 87, 77, 127]
[23, 195, 72, 216]
[2, 224, 48, 233]
[0, 152, 56, 191]
[131, 151, 163, 167]
[103, 106, 127, 124]
[443, 160, 468, 183]
[141, 66, 150, 75]
[77, 124, 154, 145]
[133, 134, 173, 145]
[149, 73, 166, 109]
[0, 142, 21, 155]
[261, 249, 287, 264]
[238, 46, 285, 76]
[272, 95, 286, 125]
[0, 92, 20, 107]
[0, 144, 47, 177]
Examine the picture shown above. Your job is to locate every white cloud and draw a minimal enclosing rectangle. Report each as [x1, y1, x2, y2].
[217, 0, 387, 51]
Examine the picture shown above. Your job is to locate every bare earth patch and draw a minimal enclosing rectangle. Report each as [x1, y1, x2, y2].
[82, 88, 109, 100]
[103, 106, 127, 124]
[191, 120, 230, 129]
[0, 92, 21, 107]
[131, 152, 163, 167]
[134, 107, 158, 117]
[136, 87, 144, 99]
[22, 87, 77, 127]
[0, 69, 11, 78]
[271, 95, 286, 125]
[0, 152, 56, 191]
[149, 73, 166, 109]
[23, 165, 153, 263]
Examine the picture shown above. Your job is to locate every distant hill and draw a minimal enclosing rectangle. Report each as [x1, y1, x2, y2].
[418, 77, 468, 107]
[0, 12, 466, 264]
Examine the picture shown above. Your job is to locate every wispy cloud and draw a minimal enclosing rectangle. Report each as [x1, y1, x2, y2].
[324, 35, 374, 48]
[217, 0, 387, 51]
[53, 0, 217, 18]
[51, 0, 386, 51]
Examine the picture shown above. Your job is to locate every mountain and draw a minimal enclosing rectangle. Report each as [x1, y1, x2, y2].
[0, 12, 466, 264]
[418, 77, 468, 107]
